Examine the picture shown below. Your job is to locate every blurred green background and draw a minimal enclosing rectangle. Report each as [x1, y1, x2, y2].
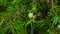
[0, 0, 60, 34]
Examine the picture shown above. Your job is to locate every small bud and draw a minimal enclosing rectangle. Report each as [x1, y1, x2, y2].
[38, 12, 41, 16]
[33, 15, 37, 19]
[28, 13, 33, 18]
[57, 24, 60, 29]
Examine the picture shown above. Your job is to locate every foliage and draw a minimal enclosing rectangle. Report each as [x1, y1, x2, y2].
[0, 0, 60, 34]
